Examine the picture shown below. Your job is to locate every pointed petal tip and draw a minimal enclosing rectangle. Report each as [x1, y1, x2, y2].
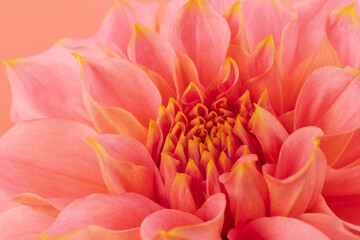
[2, 59, 24, 67]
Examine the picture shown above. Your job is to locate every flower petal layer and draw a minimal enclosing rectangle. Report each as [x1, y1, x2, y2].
[96, 0, 157, 57]
[242, 0, 291, 48]
[325, 4, 360, 68]
[0, 204, 54, 240]
[263, 127, 326, 216]
[219, 159, 268, 227]
[169, 0, 231, 87]
[76, 55, 161, 127]
[249, 104, 289, 164]
[228, 217, 330, 240]
[4, 44, 93, 125]
[295, 67, 360, 135]
[140, 193, 226, 240]
[0, 119, 107, 199]
[42, 193, 163, 239]
[299, 213, 360, 240]
[88, 134, 166, 205]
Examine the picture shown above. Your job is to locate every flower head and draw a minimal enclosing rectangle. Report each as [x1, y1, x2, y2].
[1, 0, 360, 239]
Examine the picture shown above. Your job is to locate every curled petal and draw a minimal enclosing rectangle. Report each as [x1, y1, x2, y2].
[295, 67, 360, 135]
[83, 90, 147, 144]
[42, 193, 163, 239]
[76, 54, 161, 127]
[89, 135, 166, 205]
[249, 105, 289, 164]
[242, 0, 291, 48]
[228, 217, 330, 240]
[128, 24, 176, 88]
[169, 0, 231, 87]
[326, 4, 360, 68]
[219, 159, 268, 227]
[140, 194, 226, 240]
[263, 127, 326, 216]
[0, 119, 107, 199]
[96, 0, 157, 56]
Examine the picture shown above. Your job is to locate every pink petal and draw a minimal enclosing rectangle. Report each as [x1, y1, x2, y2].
[0, 119, 107, 199]
[242, 0, 291, 48]
[169, 0, 231, 87]
[286, 36, 343, 110]
[219, 159, 268, 227]
[278, 110, 295, 134]
[295, 67, 360, 135]
[43, 193, 163, 239]
[140, 193, 226, 240]
[263, 127, 326, 216]
[299, 213, 360, 240]
[128, 24, 176, 88]
[89, 134, 166, 205]
[3, 43, 102, 125]
[224, 1, 250, 51]
[247, 35, 289, 115]
[0, 205, 54, 240]
[228, 217, 330, 240]
[320, 128, 360, 168]
[76, 54, 161, 127]
[326, 4, 360, 68]
[281, 0, 360, 72]
[96, 1, 157, 57]
[325, 195, 360, 226]
[83, 90, 147, 144]
[249, 105, 289, 164]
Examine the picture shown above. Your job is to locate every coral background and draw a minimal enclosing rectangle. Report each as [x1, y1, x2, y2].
[0, 0, 115, 135]
[0, 0, 297, 135]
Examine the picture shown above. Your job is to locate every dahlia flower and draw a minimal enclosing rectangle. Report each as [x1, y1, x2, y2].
[1, 0, 360, 239]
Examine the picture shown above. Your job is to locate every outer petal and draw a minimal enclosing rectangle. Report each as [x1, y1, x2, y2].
[286, 37, 343, 110]
[219, 159, 268, 227]
[0, 119, 107, 199]
[83, 90, 147, 144]
[249, 105, 289, 164]
[0, 204, 54, 240]
[128, 24, 176, 88]
[76, 55, 161, 127]
[3, 43, 101, 125]
[228, 217, 330, 240]
[281, 0, 360, 72]
[263, 127, 326, 216]
[322, 165, 360, 225]
[42, 193, 163, 239]
[169, 0, 231, 87]
[326, 4, 360, 68]
[96, 0, 157, 57]
[299, 213, 360, 240]
[89, 134, 166, 205]
[140, 193, 226, 240]
[295, 67, 360, 135]
[242, 0, 291, 48]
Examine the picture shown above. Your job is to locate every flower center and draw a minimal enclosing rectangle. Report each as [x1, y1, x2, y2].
[147, 91, 264, 213]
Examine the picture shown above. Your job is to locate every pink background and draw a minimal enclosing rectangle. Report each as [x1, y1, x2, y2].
[0, 0, 297, 135]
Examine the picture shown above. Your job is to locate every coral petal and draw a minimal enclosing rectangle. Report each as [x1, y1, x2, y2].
[295, 67, 360, 134]
[77, 55, 161, 127]
[249, 105, 289, 164]
[219, 159, 268, 227]
[228, 217, 330, 240]
[0, 119, 107, 199]
[43, 193, 163, 239]
[169, 0, 231, 87]
[242, 0, 291, 48]
[326, 4, 360, 68]
[263, 127, 326, 216]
